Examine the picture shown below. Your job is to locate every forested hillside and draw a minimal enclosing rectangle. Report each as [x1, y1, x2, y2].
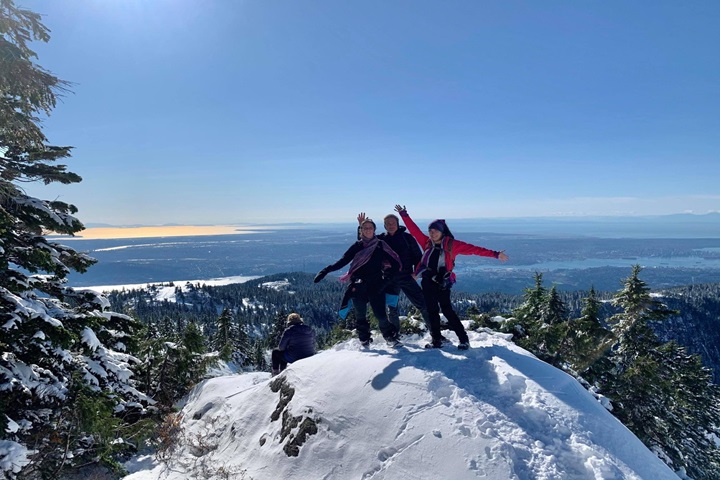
[103, 272, 720, 380]
[652, 283, 720, 382]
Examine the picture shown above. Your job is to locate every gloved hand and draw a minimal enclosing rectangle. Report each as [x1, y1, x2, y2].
[314, 268, 329, 283]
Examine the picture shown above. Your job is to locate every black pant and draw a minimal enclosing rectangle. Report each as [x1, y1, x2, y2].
[271, 349, 288, 371]
[421, 276, 468, 344]
[385, 273, 431, 330]
[352, 289, 396, 341]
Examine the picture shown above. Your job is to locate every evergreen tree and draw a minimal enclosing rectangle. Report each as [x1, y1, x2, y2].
[599, 265, 720, 478]
[214, 308, 234, 361]
[233, 312, 252, 367]
[540, 286, 568, 325]
[509, 272, 547, 352]
[268, 309, 288, 348]
[566, 287, 613, 374]
[608, 265, 677, 371]
[536, 286, 570, 366]
[179, 321, 209, 384]
[1, 2, 152, 477]
[250, 339, 268, 371]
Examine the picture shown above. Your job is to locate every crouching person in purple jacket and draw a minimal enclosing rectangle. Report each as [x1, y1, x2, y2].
[271, 313, 317, 376]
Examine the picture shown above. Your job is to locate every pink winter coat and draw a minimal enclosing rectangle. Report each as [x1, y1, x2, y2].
[399, 211, 500, 284]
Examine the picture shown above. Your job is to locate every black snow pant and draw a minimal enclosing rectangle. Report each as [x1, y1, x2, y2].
[349, 281, 397, 342]
[271, 349, 288, 372]
[385, 273, 431, 331]
[421, 276, 469, 344]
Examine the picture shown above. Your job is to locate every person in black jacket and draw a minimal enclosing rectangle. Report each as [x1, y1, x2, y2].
[356, 212, 431, 335]
[314, 218, 402, 347]
[271, 313, 316, 376]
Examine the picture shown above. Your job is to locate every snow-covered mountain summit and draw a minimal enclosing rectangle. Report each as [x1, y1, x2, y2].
[124, 328, 677, 480]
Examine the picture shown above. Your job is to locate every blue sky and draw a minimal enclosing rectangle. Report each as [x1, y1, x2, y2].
[24, 0, 720, 225]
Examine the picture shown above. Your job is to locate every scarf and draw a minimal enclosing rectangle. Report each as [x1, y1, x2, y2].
[339, 236, 401, 282]
[417, 238, 447, 277]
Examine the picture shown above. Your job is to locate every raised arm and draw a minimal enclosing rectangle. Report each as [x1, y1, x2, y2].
[395, 205, 428, 247]
[355, 212, 366, 240]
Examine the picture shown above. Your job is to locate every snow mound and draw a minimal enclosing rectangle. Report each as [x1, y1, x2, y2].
[124, 328, 677, 480]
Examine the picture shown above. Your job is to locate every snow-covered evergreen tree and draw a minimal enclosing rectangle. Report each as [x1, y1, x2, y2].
[565, 286, 612, 374]
[601, 265, 720, 479]
[1, 2, 152, 477]
[214, 308, 235, 361]
[508, 272, 546, 345]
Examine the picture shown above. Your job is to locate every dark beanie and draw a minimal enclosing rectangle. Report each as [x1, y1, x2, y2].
[428, 219, 446, 233]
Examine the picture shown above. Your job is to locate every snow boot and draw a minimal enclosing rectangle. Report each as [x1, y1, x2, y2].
[457, 342, 470, 351]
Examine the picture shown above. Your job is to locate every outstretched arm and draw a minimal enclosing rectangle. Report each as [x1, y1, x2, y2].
[453, 239, 509, 261]
[314, 243, 361, 282]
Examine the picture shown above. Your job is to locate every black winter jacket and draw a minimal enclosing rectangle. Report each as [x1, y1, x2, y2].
[378, 227, 422, 275]
[325, 240, 400, 294]
[278, 324, 316, 363]
[356, 226, 421, 275]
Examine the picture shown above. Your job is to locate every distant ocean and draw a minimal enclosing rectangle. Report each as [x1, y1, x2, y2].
[61, 225, 720, 294]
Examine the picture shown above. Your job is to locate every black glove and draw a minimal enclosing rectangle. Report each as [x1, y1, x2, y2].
[314, 268, 329, 283]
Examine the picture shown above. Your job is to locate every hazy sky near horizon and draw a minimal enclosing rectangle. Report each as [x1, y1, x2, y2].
[24, 0, 720, 225]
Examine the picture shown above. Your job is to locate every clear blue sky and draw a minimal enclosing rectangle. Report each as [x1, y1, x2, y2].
[24, 0, 720, 225]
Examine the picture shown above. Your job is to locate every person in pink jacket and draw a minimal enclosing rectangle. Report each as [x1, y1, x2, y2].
[395, 205, 509, 350]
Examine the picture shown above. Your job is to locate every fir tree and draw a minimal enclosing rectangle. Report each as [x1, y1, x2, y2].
[566, 287, 613, 374]
[1, 3, 152, 476]
[536, 286, 570, 366]
[540, 285, 568, 326]
[599, 265, 720, 478]
[233, 312, 252, 367]
[268, 309, 289, 348]
[509, 272, 547, 352]
[214, 308, 235, 361]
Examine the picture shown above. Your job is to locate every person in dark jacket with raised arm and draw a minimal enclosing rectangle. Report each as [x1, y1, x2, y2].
[271, 313, 316, 376]
[356, 212, 431, 335]
[314, 218, 403, 348]
[395, 205, 509, 350]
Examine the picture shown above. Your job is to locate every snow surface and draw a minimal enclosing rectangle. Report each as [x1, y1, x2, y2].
[123, 327, 678, 480]
[80, 275, 258, 296]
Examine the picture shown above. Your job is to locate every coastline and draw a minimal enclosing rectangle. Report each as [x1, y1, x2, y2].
[56, 225, 273, 240]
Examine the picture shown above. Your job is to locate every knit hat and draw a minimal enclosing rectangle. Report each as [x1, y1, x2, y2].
[286, 313, 303, 325]
[428, 219, 447, 234]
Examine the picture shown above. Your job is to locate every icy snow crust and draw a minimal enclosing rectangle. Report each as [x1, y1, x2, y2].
[125, 328, 676, 480]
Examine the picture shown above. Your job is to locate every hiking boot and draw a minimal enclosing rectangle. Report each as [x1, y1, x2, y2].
[385, 333, 403, 347]
[360, 338, 373, 348]
[271, 368, 280, 377]
[457, 342, 470, 351]
[439, 335, 452, 345]
[424, 341, 443, 349]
